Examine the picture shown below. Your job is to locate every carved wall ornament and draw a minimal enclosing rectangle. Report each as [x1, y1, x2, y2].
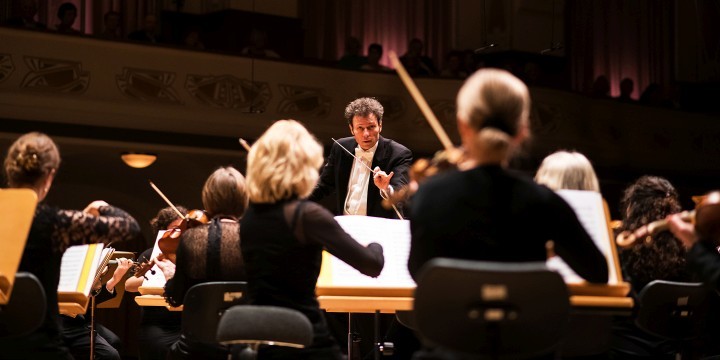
[116, 67, 182, 104]
[186, 74, 271, 111]
[20, 56, 89, 93]
[277, 84, 331, 117]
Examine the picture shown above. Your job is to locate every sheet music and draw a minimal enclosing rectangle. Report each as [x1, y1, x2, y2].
[555, 190, 619, 284]
[58, 243, 105, 294]
[322, 215, 415, 288]
[140, 231, 169, 287]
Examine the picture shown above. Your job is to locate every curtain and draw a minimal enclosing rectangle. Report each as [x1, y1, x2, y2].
[567, 0, 674, 99]
[300, 0, 454, 68]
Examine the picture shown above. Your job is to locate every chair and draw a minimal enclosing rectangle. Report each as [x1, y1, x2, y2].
[414, 258, 570, 360]
[635, 280, 713, 359]
[0, 272, 46, 338]
[216, 305, 314, 359]
[181, 281, 248, 344]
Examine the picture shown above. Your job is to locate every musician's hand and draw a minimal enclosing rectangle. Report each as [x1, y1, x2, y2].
[105, 258, 132, 291]
[667, 213, 698, 249]
[373, 166, 394, 192]
[83, 200, 110, 216]
[153, 258, 176, 281]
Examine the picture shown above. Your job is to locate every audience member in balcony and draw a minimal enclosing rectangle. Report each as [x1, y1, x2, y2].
[360, 43, 391, 72]
[590, 75, 611, 98]
[128, 14, 160, 43]
[638, 83, 666, 107]
[97, 11, 121, 40]
[400, 38, 437, 76]
[462, 49, 481, 75]
[617, 78, 636, 103]
[338, 36, 367, 70]
[241, 28, 280, 58]
[440, 50, 468, 79]
[4, 0, 46, 30]
[183, 28, 205, 50]
[54, 2, 80, 34]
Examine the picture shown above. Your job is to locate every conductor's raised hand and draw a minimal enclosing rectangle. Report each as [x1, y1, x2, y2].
[373, 166, 394, 192]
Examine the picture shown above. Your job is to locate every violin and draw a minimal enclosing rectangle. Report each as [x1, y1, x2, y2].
[133, 182, 211, 278]
[132, 209, 209, 278]
[616, 191, 720, 248]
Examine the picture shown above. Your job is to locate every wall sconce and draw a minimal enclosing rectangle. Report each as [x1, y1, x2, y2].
[121, 152, 157, 168]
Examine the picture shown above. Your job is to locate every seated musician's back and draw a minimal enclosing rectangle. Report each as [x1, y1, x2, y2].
[408, 69, 609, 284]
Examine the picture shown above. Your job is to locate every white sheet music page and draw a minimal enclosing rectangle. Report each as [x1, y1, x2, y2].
[325, 215, 415, 288]
[140, 230, 169, 287]
[554, 190, 618, 285]
[58, 243, 105, 294]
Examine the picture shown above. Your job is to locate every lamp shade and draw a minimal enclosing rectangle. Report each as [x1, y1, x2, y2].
[121, 152, 157, 168]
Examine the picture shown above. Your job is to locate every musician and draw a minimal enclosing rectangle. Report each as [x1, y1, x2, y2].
[154, 166, 248, 360]
[62, 258, 133, 360]
[408, 68, 608, 282]
[0, 132, 140, 359]
[668, 209, 720, 290]
[125, 206, 186, 360]
[241, 119, 384, 360]
[611, 176, 692, 360]
[534, 150, 601, 283]
[309, 97, 412, 219]
[534, 150, 600, 192]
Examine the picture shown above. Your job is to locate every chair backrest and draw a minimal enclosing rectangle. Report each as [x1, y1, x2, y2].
[0, 272, 46, 338]
[216, 305, 313, 348]
[414, 258, 570, 359]
[635, 280, 711, 340]
[182, 281, 248, 343]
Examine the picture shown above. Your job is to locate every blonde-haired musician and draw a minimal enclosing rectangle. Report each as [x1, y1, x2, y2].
[241, 120, 384, 360]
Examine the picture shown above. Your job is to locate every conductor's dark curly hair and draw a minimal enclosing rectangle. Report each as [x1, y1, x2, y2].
[619, 176, 689, 291]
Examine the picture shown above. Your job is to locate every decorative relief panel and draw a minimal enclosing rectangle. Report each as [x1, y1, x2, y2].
[277, 84, 331, 117]
[0, 54, 14, 84]
[186, 74, 271, 111]
[357, 94, 406, 121]
[116, 68, 181, 104]
[20, 57, 89, 93]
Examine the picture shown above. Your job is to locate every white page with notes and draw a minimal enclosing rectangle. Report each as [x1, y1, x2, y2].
[550, 190, 618, 284]
[321, 215, 415, 288]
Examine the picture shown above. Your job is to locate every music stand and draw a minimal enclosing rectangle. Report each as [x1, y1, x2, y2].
[0, 189, 37, 305]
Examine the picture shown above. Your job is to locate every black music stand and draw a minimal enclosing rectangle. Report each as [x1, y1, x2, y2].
[0, 272, 46, 338]
[635, 280, 713, 359]
[216, 305, 313, 359]
[414, 258, 570, 360]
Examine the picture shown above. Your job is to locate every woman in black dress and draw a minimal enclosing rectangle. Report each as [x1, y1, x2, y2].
[154, 166, 248, 360]
[241, 120, 384, 360]
[0, 132, 140, 359]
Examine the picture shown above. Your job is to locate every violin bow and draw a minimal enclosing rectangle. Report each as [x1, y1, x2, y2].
[238, 138, 251, 152]
[389, 51, 454, 152]
[148, 180, 186, 219]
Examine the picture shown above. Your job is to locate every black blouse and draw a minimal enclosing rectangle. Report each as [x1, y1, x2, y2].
[1, 203, 139, 358]
[164, 218, 245, 307]
[408, 165, 609, 283]
[241, 199, 384, 358]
